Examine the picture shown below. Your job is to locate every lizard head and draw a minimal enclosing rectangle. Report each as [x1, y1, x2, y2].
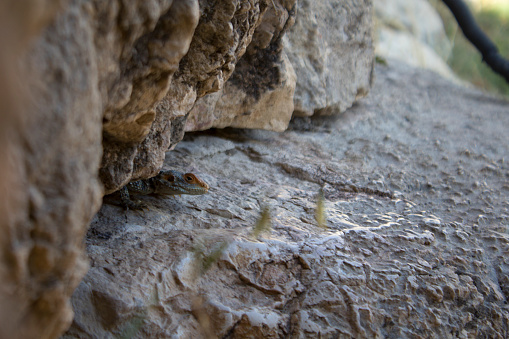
[155, 170, 209, 196]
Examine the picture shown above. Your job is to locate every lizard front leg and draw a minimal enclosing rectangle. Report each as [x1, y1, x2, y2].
[120, 186, 148, 210]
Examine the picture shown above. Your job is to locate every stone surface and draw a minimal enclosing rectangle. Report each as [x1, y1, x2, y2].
[376, 27, 459, 81]
[100, 0, 301, 193]
[185, 51, 296, 132]
[284, 0, 375, 117]
[374, 0, 457, 81]
[98, 0, 375, 192]
[185, 0, 297, 132]
[65, 62, 509, 338]
[375, 0, 451, 58]
[0, 1, 103, 338]
[99, 0, 200, 193]
[2, 1, 376, 338]
[186, 0, 376, 129]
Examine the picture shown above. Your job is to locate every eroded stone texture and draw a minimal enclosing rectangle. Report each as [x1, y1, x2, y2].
[99, 0, 376, 192]
[374, 0, 458, 81]
[99, 0, 200, 192]
[66, 63, 509, 337]
[186, 0, 376, 130]
[1, 0, 198, 337]
[148, 0, 276, 177]
[1, 1, 376, 338]
[100, 0, 295, 193]
[284, 0, 375, 116]
[0, 1, 103, 338]
[185, 0, 297, 132]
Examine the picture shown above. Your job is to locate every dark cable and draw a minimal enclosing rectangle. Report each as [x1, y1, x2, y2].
[442, 0, 509, 83]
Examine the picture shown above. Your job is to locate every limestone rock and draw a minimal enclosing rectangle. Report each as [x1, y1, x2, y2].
[376, 27, 458, 81]
[0, 1, 103, 338]
[100, 0, 297, 193]
[1, 1, 374, 338]
[100, 0, 376, 191]
[185, 51, 296, 132]
[374, 0, 457, 81]
[99, 0, 200, 192]
[65, 62, 509, 338]
[186, 0, 376, 129]
[284, 0, 375, 116]
[374, 0, 451, 58]
[185, 0, 297, 132]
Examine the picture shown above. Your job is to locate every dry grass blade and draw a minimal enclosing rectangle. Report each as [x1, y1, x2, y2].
[192, 295, 216, 339]
[192, 240, 229, 277]
[315, 188, 327, 229]
[251, 205, 272, 239]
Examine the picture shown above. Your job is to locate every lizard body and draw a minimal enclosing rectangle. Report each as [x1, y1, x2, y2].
[119, 170, 209, 210]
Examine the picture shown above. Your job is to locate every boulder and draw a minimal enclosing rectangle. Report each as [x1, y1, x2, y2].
[0, 1, 102, 338]
[99, 0, 200, 192]
[0, 0, 375, 337]
[284, 0, 375, 117]
[185, 0, 376, 129]
[99, 0, 299, 192]
[185, 0, 298, 132]
[374, 0, 451, 58]
[97, 0, 377, 192]
[374, 0, 458, 81]
[2, 2, 376, 337]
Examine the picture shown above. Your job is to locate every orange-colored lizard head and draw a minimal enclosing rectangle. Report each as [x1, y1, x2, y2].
[156, 170, 209, 195]
[182, 173, 210, 190]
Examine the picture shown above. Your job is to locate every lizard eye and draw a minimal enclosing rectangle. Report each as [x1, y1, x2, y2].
[184, 173, 196, 183]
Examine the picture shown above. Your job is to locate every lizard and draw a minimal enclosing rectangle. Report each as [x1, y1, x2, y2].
[118, 170, 209, 210]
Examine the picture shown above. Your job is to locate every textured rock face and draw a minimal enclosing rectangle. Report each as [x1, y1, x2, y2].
[185, 51, 296, 132]
[100, 0, 298, 193]
[185, 0, 376, 128]
[0, 1, 103, 338]
[99, 0, 200, 193]
[99, 0, 376, 192]
[65, 63, 509, 338]
[284, 0, 375, 116]
[185, 0, 297, 132]
[2, 0, 202, 336]
[374, 0, 457, 81]
[3, 1, 376, 337]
